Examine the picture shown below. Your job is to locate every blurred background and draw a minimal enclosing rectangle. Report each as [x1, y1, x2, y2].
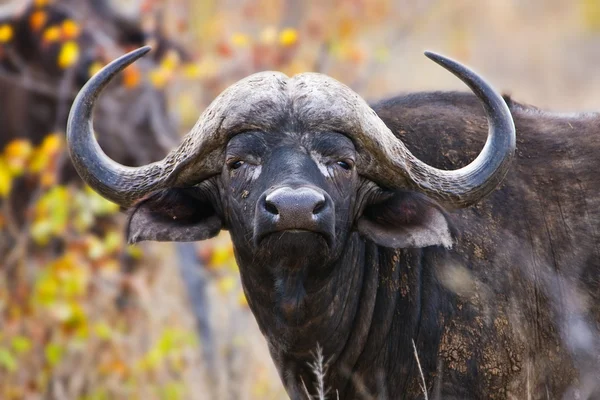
[0, 0, 599, 399]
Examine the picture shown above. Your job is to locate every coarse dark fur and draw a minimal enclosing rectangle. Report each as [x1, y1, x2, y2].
[127, 91, 600, 399]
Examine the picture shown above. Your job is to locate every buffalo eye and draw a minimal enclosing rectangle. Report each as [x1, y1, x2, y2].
[336, 160, 353, 170]
[229, 160, 245, 170]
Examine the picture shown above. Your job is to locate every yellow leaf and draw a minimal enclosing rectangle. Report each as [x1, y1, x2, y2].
[30, 133, 63, 173]
[217, 276, 236, 295]
[74, 207, 93, 232]
[160, 50, 180, 70]
[84, 185, 119, 215]
[237, 291, 248, 307]
[182, 63, 202, 79]
[63, 302, 87, 330]
[149, 68, 170, 89]
[0, 24, 14, 43]
[44, 343, 63, 367]
[279, 28, 299, 47]
[0, 348, 16, 372]
[11, 336, 31, 354]
[93, 322, 113, 340]
[85, 235, 105, 260]
[582, 0, 600, 31]
[103, 230, 122, 254]
[31, 186, 70, 244]
[0, 158, 12, 198]
[34, 272, 59, 305]
[42, 25, 61, 43]
[231, 32, 250, 48]
[31, 220, 53, 246]
[57, 41, 79, 69]
[41, 132, 63, 154]
[88, 61, 103, 77]
[126, 245, 143, 260]
[210, 245, 233, 266]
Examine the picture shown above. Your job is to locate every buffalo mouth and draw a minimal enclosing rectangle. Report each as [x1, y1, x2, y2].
[253, 229, 334, 272]
[256, 229, 334, 249]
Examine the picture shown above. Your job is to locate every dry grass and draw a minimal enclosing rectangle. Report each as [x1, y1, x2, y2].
[412, 339, 429, 400]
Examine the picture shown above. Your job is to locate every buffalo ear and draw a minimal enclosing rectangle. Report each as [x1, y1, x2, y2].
[357, 191, 453, 249]
[127, 187, 222, 244]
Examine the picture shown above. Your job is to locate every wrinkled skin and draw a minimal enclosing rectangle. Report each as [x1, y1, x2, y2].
[127, 92, 600, 399]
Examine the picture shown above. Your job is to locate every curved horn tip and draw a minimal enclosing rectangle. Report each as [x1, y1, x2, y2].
[423, 51, 457, 68]
[115, 45, 152, 66]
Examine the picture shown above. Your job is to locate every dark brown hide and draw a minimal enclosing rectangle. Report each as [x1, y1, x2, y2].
[369, 92, 600, 398]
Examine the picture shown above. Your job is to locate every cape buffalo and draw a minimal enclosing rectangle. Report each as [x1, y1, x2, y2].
[66, 47, 600, 399]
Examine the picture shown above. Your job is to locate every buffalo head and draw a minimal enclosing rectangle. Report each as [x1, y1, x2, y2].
[67, 46, 514, 321]
[67, 47, 514, 255]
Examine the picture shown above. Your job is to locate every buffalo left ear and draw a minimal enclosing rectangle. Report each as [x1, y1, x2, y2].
[126, 187, 222, 244]
[357, 191, 453, 249]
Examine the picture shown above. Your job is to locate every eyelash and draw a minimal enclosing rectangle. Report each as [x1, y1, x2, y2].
[336, 160, 353, 170]
[229, 160, 245, 170]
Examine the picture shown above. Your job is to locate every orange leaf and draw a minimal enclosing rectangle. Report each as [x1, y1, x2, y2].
[3, 139, 33, 176]
[4, 139, 33, 160]
[123, 66, 141, 88]
[29, 11, 47, 32]
[40, 171, 57, 188]
[216, 41, 233, 58]
[61, 19, 80, 40]
[338, 18, 356, 40]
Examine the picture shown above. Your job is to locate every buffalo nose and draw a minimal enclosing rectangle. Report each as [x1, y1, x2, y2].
[263, 187, 328, 222]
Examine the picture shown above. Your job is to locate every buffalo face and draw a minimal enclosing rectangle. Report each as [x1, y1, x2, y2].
[222, 130, 359, 269]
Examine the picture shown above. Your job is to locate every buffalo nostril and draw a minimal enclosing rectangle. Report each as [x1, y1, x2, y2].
[264, 200, 279, 216]
[312, 200, 326, 215]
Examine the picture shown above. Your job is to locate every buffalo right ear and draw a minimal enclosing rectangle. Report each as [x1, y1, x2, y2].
[356, 190, 453, 249]
[126, 187, 222, 244]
